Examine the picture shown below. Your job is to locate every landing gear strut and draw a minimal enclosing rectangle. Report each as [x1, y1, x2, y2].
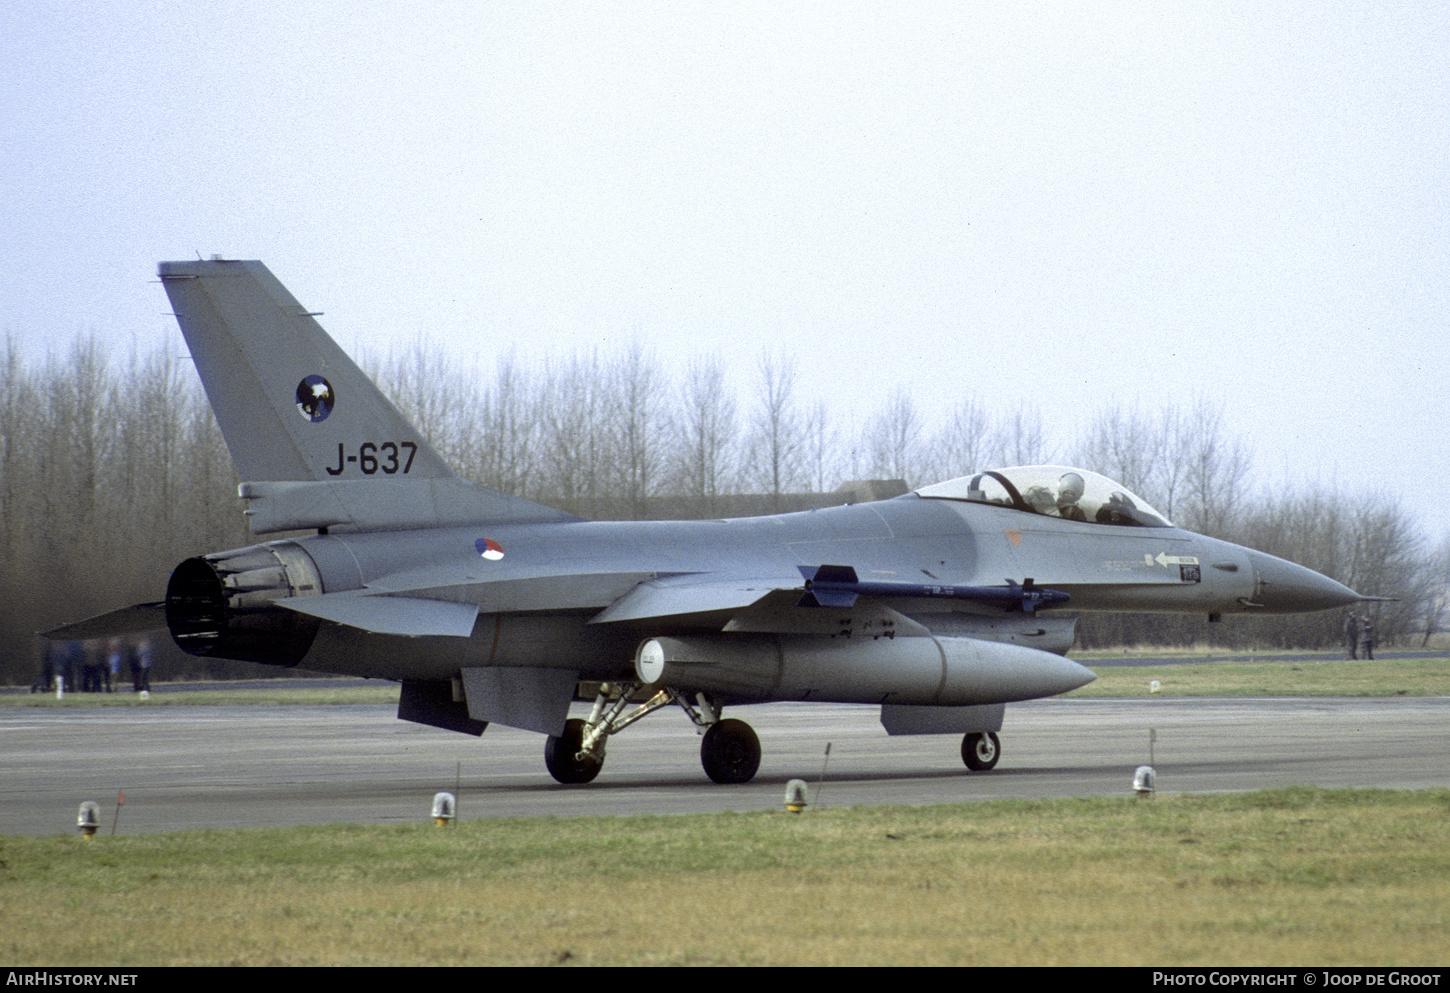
[962, 731, 1001, 771]
[541, 682, 762, 785]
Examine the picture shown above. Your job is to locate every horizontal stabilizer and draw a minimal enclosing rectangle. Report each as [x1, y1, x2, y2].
[42, 602, 167, 640]
[275, 593, 480, 638]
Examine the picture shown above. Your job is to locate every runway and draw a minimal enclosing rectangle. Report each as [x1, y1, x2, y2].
[3, 695, 1448, 836]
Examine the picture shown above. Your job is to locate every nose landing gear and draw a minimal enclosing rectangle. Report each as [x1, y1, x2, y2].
[962, 731, 1001, 771]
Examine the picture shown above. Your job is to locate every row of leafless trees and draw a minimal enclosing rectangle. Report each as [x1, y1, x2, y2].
[0, 337, 1439, 683]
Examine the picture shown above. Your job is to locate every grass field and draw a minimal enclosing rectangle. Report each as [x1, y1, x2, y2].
[3, 788, 1447, 966]
[1068, 655, 1450, 698]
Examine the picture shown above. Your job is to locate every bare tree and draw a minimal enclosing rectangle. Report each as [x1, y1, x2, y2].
[748, 351, 803, 509]
[674, 357, 737, 513]
[1075, 403, 1162, 502]
[611, 343, 665, 518]
[1343, 494, 1424, 645]
[1419, 534, 1450, 646]
[0, 336, 37, 561]
[376, 340, 474, 471]
[801, 399, 840, 493]
[537, 352, 609, 516]
[863, 388, 922, 484]
[475, 355, 538, 498]
[926, 396, 1003, 483]
[1172, 398, 1252, 537]
[1000, 403, 1053, 466]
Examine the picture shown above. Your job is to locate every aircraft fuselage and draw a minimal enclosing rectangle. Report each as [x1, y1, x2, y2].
[221, 491, 1354, 687]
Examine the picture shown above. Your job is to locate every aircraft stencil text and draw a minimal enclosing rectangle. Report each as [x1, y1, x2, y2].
[325, 441, 417, 476]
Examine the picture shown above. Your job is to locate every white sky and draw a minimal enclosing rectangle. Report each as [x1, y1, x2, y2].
[3, 2, 1447, 539]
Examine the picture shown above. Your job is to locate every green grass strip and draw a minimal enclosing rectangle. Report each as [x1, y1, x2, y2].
[4, 788, 1448, 966]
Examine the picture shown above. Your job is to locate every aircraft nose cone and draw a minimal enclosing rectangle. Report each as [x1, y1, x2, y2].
[1248, 551, 1364, 613]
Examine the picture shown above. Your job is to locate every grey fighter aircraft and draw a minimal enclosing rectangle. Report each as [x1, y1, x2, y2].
[53, 260, 1370, 785]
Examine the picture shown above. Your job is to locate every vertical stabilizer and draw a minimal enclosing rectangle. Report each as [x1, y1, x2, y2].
[159, 259, 452, 483]
[159, 260, 577, 533]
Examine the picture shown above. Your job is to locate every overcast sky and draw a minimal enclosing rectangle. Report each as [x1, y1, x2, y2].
[3, 2, 1446, 540]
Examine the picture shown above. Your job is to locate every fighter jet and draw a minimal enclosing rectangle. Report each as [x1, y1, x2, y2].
[51, 260, 1369, 785]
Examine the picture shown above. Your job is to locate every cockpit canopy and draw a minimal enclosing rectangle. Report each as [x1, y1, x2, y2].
[917, 465, 1172, 528]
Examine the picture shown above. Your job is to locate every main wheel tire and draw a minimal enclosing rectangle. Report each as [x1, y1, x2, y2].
[544, 718, 602, 784]
[700, 718, 761, 784]
[962, 731, 1001, 772]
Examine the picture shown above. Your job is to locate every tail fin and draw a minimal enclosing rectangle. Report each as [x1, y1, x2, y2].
[160, 259, 574, 533]
[160, 259, 451, 483]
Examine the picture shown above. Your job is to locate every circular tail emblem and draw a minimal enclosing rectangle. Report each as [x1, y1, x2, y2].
[296, 375, 335, 422]
[475, 538, 505, 561]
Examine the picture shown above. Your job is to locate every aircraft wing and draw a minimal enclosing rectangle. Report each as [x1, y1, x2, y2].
[588, 571, 937, 638]
[589, 560, 1077, 628]
[587, 574, 790, 626]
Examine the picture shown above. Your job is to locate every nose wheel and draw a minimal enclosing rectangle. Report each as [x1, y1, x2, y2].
[962, 731, 1000, 771]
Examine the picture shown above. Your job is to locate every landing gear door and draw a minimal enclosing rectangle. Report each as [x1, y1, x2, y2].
[460, 667, 579, 737]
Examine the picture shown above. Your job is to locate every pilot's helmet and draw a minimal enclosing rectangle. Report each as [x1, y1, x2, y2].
[1023, 485, 1055, 514]
[1057, 472, 1085, 505]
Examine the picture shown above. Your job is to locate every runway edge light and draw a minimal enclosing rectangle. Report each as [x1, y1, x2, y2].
[432, 792, 456, 826]
[1133, 766, 1156, 796]
[77, 801, 100, 839]
[784, 779, 809, 813]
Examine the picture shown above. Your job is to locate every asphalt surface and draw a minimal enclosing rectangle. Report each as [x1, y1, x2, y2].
[3, 693, 1448, 836]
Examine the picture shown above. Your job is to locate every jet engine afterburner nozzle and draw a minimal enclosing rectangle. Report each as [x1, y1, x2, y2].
[165, 541, 323, 665]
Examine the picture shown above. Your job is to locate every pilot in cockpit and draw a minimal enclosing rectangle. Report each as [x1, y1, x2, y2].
[1055, 472, 1087, 521]
[1022, 484, 1056, 515]
[1096, 490, 1140, 525]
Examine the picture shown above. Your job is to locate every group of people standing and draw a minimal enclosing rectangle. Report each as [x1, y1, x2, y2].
[30, 637, 153, 694]
[1343, 612, 1376, 660]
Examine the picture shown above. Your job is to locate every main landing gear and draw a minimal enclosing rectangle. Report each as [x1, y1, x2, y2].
[543, 683, 762, 786]
[700, 718, 761, 784]
[543, 718, 602, 784]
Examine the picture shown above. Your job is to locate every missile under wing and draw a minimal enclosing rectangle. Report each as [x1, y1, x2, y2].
[49, 260, 1369, 785]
